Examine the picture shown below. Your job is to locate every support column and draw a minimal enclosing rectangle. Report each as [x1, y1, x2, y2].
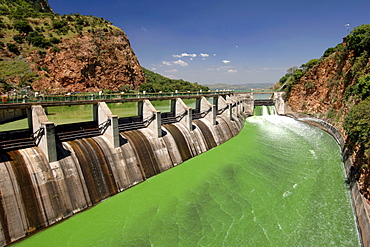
[31, 105, 57, 162]
[242, 93, 254, 115]
[212, 96, 219, 112]
[273, 92, 285, 115]
[138, 100, 162, 138]
[226, 95, 238, 118]
[27, 107, 33, 130]
[237, 101, 241, 115]
[95, 102, 119, 148]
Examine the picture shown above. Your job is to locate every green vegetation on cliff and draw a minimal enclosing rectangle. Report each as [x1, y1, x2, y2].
[344, 97, 370, 157]
[0, 0, 52, 17]
[276, 58, 319, 97]
[139, 67, 209, 93]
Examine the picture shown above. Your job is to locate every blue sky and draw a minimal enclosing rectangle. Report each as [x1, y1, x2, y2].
[48, 0, 370, 86]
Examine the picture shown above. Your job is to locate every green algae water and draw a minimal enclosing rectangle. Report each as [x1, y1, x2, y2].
[15, 107, 360, 246]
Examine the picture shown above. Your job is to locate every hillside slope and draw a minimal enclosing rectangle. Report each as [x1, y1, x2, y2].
[0, 0, 145, 93]
[140, 67, 209, 93]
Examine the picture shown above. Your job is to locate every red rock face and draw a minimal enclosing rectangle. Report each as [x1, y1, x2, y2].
[286, 49, 370, 203]
[28, 29, 145, 94]
[287, 50, 368, 133]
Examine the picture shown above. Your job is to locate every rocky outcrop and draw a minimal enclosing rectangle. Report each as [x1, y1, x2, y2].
[27, 29, 145, 93]
[0, 0, 145, 94]
[287, 48, 355, 132]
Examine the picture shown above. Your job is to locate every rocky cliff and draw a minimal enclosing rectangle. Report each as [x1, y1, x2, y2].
[0, 0, 145, 94]
[28, 28, 144, 93]
[287, 46, 357, 132]
[276, 25, 370, 202]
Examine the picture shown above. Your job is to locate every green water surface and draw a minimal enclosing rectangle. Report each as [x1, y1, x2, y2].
[15, 112, 360, 246]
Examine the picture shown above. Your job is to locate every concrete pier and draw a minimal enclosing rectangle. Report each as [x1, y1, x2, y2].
[196, 96, 217, 125]
[93, 102, 119, 148]
[217, 96, 232, 120]
[31, 105, 57, 162]
[138, 100, 162, 138]
[273, 92, 285, 115]
[171, 98, 193, 130]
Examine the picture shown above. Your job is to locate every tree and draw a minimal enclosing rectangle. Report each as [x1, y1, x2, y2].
[346, 24, 370, 56]
[301, 59, 319, 70]
[344, 97, 370, 157]
[13, 20, 33, 34]
[6, 43, 20, 55]
[346, 74, 370, 101]
[118, 84, 133, 92]
[140, 67, 209, 92]
[322, 47, 336, 58]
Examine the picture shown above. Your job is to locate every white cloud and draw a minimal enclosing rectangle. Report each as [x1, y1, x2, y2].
[151, 67, 157, 71]
[222, 60, 231, 64]
[213, 54, 217, 56]
[207, 68, 221, 71]
[165, 69, 178, 73]
[173, 60, 188, 67]
[200, 53, 209, 57]
[207, 66, 231, 71]
[245, 67, 286, 73]
[173, 53, 197, 58]
[227, 69, 238, 73]
[162, 61, 172, 66]
[141, 27, 147, 32]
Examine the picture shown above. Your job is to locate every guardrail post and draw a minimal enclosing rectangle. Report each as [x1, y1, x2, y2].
[139, 100, 162, 138]
[96, 102, 119, 148]
[31, 105, 57, 162]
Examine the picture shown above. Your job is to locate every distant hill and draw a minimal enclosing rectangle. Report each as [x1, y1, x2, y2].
[140, 68, 209, 93]
[203, 83, 274, 91]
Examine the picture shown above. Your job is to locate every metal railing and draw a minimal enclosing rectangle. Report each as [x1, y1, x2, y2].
[0, 90, 279, 105]
[0, 91, 232, 104]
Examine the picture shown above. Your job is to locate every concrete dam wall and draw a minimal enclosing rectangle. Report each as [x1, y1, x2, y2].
[0, 95, 252, 246]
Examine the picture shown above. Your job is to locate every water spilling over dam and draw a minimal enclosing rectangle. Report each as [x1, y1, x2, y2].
[11, 106, 360, 246]
[0, 93, 257, 246]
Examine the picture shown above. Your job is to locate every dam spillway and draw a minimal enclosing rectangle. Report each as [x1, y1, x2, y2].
[0, 94, 254, 246]
[11, 106, 360, 246]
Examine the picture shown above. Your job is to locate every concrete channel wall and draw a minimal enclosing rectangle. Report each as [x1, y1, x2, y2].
[0, 94, 253, 246]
